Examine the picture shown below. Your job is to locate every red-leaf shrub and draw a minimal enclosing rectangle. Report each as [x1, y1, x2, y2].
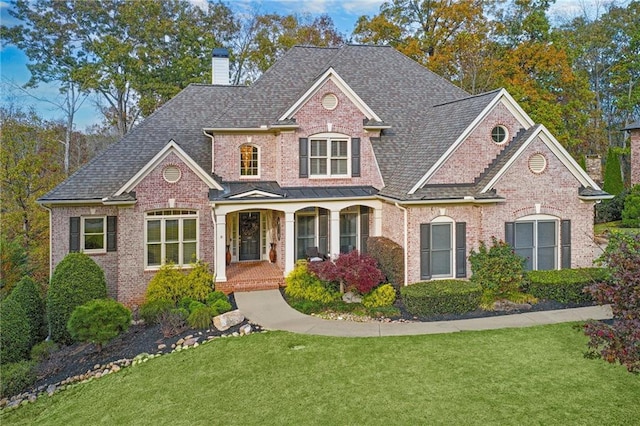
[309, 251, 385, 294]
[584, 233, 640, 373]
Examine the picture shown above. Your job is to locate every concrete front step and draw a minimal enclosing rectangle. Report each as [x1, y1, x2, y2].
[217, 278, 285, 294]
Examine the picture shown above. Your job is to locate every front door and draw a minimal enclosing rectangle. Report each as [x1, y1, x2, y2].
[239, 212, 261, 261]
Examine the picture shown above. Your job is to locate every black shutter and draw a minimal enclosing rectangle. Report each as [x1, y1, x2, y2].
[505, 222, 515, 247]
[351, 138, 361, 177]
[318, 208, 328, 256]
[455, 222, 467, 278]
[69, 217, 80, 252]
[360, 206, 369, 254]
[299, 138, 308, 178]
[561, 220, 571, 269]
[420, 223, 431, 280]
[107, 216, 117, 252]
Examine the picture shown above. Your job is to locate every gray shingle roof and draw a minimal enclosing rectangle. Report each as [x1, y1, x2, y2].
[209, 182, 377, 201]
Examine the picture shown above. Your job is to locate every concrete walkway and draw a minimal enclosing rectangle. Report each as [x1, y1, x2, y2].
[234, 289, 613, 337]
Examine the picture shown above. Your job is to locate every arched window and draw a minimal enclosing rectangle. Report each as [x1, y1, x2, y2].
[240, 144, 259, 177]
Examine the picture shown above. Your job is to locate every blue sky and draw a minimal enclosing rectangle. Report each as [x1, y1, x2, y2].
[0, 0, 589, 131]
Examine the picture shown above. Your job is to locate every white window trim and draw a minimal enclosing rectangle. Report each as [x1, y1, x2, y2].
[144, 210, 199, 270]
[239, 144, 260, 179]
[430, 216, 455, 279]
[515, 215, 559, 270]
[81, 216, 107, 254]
[308, 132, 351, 179]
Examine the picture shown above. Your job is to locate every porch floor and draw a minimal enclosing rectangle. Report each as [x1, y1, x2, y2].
[219, 261, 286, 294]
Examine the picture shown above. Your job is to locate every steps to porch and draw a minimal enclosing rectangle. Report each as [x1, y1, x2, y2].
[216, 261, 285, 294]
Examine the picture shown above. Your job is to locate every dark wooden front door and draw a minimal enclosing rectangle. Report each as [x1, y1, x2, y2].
[239, 212, 261, 261]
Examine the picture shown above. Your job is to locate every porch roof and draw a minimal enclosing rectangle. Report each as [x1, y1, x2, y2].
[209, 182, 378, 202]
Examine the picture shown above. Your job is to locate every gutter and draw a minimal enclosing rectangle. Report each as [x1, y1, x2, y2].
[394, 203, 409, 287]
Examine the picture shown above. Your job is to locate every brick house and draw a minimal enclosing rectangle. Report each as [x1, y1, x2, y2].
[39, 45, 612, 306]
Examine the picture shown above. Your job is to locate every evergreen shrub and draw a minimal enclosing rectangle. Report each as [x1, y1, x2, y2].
[0, 360, 36, 398]
[362, 284, 396, 308]
[187, 305, 214, 329]
[139, 299, 173, 324]
[47, 253, 108, 344]
[9, 276, 45, 344]
[525, 268, 608, 304]
[366, 237, 404, 292]
[30, 340, 59, 362]
[621, 184, 640, 228]
[285, 261, 340, 303]
[401, 280, 482, 316]
[0, 297, 32, 364]
[67, 299, 132, 351]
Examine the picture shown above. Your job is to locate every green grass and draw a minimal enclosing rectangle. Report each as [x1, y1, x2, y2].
[594, 220, 640, 236]
[3, 324, 639, 425]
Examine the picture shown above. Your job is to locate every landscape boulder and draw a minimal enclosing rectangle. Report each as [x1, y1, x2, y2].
[213, 310, 244, 331]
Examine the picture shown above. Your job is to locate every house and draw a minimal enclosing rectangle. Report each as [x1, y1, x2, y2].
[623, 120, 640, 186]
[39, 45, 612, 306]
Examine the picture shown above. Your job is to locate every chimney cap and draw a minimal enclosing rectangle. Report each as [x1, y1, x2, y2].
[212, 47, 229, 58]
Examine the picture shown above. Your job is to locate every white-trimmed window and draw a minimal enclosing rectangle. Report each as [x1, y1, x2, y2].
[420, 217, 467, 279]
[145, 210, 198, 268]
[309, 133, 349, 177]
[512, 218, 557, 271]
[240, 144, 259, 177]
[82, 217, 106, 253]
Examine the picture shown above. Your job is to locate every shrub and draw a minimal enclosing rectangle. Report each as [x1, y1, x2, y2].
[584, 233, 640, 373]
[367, 237, 404, 292]
[209, 298, 232, 316]
[469, 237, 526, 300]
[362, 284, 397, 308]
[8, 276, 46, 344]
[0, 297, 32, 364]
[187, 305, 214, 329]
[67, 299, 132, 351]
[188, 300, 206, 313]
[0, 360, 36, 398]
[595, 190, 627, 224]
[145, 262, 212, 306]
[205, 291, 227, 306]
[139, 299, 173, 325]
[309, 251, 385, 294]
[30, 340, 59, 362]
[401, 280, 482, 317]
[525, 268, 608, 304]
[186, 260, 214, 299]
[603, 147, 624, 196]
[177, 297, 196, 311]
[621, 184, 640, 228]
[285, 261, 340, 303]
[47, 252, 108, 344]
[159, 308, 188, 338]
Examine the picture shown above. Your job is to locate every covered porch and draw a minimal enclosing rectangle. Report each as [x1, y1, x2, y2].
[216, 261, 285, 294]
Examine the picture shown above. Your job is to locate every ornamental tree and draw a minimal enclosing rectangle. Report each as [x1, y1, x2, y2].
[309, 251, 385, 294]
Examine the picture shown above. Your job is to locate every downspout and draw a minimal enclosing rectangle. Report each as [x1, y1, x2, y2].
[394, 203, 408, 286]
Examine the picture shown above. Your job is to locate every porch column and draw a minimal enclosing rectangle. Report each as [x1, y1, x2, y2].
[373, 207, 383, 236]
[330, 209, 340, 259]
[284, 212, 295, 274]
[215, 214, 227, 282]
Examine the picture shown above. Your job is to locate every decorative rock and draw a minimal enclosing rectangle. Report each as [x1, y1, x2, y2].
[342, 291, 362, 304]
[213, 310, 245, 331]
[493, 300, 532, 312]
[239, 324, 252, 335]
[158, 344, 166, 350]
[176, 338, 185, 345]
[46, 384, 57, 396]
[111, 365, 120, 373]
[94, 364, 101, 370]
[183, 337, 200, 347]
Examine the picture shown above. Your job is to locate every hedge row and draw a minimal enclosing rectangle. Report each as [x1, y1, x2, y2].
[525, 268, 609, 304]
[400, 280, 482, 317]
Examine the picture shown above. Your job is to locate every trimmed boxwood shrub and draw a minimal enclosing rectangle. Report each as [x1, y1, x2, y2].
[145, 262, 213, 306]
[0, 297, 32, 364]
[67, 299, 132, 351]
[367, 237, 404, 292]
[525, 268, 609, 304]
[47, 253, 108, 344]
[0, 360, 36, 398]
[362, 284, 396, 308]
[8, 276, 46, 344]
[401, 280, 482, 316]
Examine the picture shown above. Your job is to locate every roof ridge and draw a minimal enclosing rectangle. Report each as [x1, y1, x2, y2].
[434, 88, 502, 108]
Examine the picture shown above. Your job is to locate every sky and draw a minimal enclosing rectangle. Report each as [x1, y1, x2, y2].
[0, 0, 595, 131]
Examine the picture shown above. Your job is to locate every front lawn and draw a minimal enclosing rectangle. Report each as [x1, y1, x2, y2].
[594, 220, 640, 237]
[3, 324, 639, 425]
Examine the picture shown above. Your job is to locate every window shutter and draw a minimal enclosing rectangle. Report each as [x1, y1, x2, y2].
[561, 220, 571, 269]
[69, 217, 80, 252]
[420, 223, 431, 280]
[360, 206, 369, 254]
[455, 222, 467, 278]
[318, 208, 328, 256]
[505, 222, 515, 247]
[107, 216, 117, 252]
[299, 138, 308, 178]
[351, 138, 361, 177]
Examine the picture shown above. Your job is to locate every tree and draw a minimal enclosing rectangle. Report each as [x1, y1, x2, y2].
[603, 147, 624, 195]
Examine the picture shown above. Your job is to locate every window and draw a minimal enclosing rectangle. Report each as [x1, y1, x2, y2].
[146, 210, 198, 268]
[82, 217, 106, 253]
[240, 145, 259, 177]
[420, 220, 467, 279]
[340, 206, 358, 253]
[512, 220, 557, 271]
[309, 135, 349, 177]
[491, 125, 508, 144]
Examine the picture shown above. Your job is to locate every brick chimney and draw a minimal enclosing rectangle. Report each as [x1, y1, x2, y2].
[585, 155, 602, 186]
[212, 47, 230, 85]
[622, 120, 640, 186]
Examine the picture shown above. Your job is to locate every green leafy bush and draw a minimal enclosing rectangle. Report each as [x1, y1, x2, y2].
[188, 300, 206, 313]
[47, 252, 108, 344]
[67, 299, 132, 351]
[469, 237, 526, 301]
[362, 284, 397, 308]
[139, 299, 173, 324]
[285, 261, 340, 303]
[209, 298, 232, 316]
[9, 276, 45, 344]
[525, 268, 608, 304]
[145, 262, 212, 305]
[187, 305, 214, 329]
[400, 280, 482, 316]
[367, 237, 404, 292]
[595, 190, 627, 224]
[621, 184, 640, 228]
[205, 291, 227, 306]
[30, 340, 59, 362]
[0, 297, 32, 364]
[0, 360, 36, 398]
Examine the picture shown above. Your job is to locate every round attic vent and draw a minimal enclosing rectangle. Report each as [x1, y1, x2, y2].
[529, 153, 547, 174]
[163, 165, 181, 183]
[322, 93, 338, 110]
